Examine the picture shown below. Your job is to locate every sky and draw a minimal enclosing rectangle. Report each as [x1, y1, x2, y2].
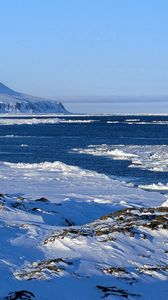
[0, 0, 168, 112]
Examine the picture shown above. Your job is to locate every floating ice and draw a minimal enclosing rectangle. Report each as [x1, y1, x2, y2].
[0, 118, 96, 125]
[72, 144, 168, 172]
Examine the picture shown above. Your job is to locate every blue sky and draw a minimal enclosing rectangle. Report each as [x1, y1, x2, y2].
[0, 0, 168, 103]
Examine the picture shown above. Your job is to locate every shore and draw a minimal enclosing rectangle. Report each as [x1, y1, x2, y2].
[0, 161, 167, 299]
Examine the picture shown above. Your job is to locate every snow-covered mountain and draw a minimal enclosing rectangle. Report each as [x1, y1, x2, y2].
[0, 82, 68, 113]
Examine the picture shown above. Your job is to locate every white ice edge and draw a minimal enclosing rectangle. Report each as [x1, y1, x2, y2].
[0, 118, 97, 125]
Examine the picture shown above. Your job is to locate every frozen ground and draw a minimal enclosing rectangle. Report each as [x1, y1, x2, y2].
[0, 161, 167, 299]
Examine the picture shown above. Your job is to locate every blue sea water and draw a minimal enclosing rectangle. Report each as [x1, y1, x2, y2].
[0, 115, 167, 187]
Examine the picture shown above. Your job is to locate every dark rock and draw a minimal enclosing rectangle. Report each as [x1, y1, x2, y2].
[96, 285, 140, 298]
[35, 197, 50, 203]
[1, 290, 35, 300]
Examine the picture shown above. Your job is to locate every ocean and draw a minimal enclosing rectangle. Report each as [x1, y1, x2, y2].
[0, 114, 168, 189]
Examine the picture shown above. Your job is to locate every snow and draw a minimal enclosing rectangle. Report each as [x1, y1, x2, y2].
[139, 183, 168, 192]
[1, 161, 165, 208]
[0, 160, 167, 299]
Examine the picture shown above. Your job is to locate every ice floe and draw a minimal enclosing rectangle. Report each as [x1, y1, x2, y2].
[0, 118, 96, 125]
[72, 144, 168, 172]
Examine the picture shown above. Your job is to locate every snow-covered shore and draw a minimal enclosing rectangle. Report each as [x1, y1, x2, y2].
[0, 161, 167, 299]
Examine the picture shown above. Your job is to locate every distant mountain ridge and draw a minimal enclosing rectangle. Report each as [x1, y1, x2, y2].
[0, 82, 68, 114]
